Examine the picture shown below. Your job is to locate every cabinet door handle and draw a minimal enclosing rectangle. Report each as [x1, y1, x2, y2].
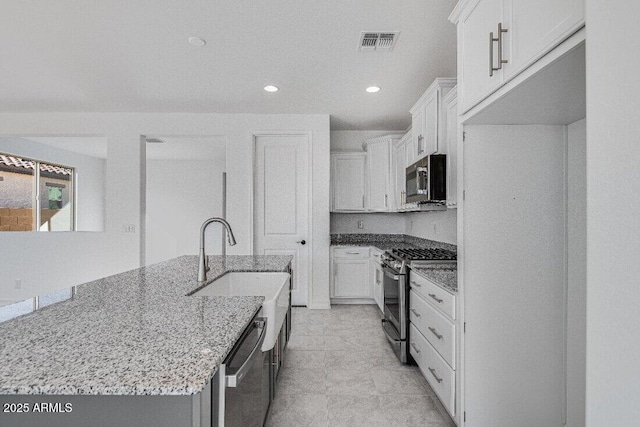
[428, 367, 443, 383]
[411, 281, 422, 288]
[428, 327, 443, 340]
[362, 194, 365, 208]
[418, 135, 424, 154]
[497, 23, 508, 69]
[428, 293, 443, 303]
[384, 194, 388, 207]
[411, 343, 420, 354]
[489, 31, 500, 77]
[410, 308, 421, 318]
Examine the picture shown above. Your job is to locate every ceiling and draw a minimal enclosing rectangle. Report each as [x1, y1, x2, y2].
[22, 136, 108, 159]
[0, 1, 457, 130]
[146, 136, 226, 160]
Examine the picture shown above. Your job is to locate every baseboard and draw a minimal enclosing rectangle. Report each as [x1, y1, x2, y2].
[0, 299, 17, 307]
[307, 301, 331, 310]
[330, 298, 376, 305]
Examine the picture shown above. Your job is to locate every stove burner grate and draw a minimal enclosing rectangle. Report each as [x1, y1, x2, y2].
[391, 247, 457, 261]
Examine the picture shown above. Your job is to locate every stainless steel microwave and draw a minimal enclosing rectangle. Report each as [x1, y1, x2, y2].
[406, 155, 447, 204]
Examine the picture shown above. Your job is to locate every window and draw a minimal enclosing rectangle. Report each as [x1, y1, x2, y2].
[0, 153, 75, 232]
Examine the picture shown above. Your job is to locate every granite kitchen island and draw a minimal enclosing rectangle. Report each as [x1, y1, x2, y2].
[0, 255, 292, 427]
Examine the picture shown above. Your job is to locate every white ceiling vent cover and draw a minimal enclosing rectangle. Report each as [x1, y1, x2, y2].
[358, 31, 399, 52]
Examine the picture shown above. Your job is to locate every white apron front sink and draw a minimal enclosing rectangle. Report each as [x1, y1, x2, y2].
[192, 272, 290, 351]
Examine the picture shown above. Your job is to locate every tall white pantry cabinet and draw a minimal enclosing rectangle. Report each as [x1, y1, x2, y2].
[450, 0, 585, 426]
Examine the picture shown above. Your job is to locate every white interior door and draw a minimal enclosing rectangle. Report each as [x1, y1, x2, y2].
[254, 134, 309, 306]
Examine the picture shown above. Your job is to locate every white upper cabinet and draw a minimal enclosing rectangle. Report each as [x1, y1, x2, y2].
[458, 0, 503, 112]
[451, 0, 584, 113]
[363, 135, 403, 212]
[410, 109, 424, 164]
[410, 78, 457, 160]
[405, 129, 418, 167]
[331, 153, 366, 212]
[504, 0, 584, 80]
[423, 90, 440, 156]
[393, 133, 409, 211]
[444, 88, 458, 209]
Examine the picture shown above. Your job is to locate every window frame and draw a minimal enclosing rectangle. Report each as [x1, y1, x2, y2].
[0, 151, 76, 232]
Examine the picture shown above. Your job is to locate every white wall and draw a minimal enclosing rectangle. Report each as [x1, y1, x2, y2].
[0, 113, 330, 309]
[404, 210, 457, 244]
[463, 125, 567, 426]
[145, 157, 225, 266]
[0, 137, 106, 232]
[585, 2, 640, 424]
[330, 130, 401, 152]
[330, 212, 405, 234]
[567, 118, 586, 427]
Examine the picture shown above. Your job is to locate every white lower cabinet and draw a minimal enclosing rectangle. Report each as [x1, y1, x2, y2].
[410, 323, 456, 415]
[410, 271, 456, 320]
[410, 290, 456, 369]
[371, 248, 384, 312]
[331, 247, 372, 300]
[409, 272, 457, 420]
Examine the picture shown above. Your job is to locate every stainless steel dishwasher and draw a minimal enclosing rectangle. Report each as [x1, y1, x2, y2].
[217, 316, 268, 427]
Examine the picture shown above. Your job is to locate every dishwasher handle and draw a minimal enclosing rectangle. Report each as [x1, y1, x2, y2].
[225, 317, 267, 388]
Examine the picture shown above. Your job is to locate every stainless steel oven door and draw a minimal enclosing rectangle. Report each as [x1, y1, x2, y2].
[382, 266, 406, 340]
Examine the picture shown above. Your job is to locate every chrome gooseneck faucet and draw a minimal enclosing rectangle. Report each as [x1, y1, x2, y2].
[198, 217, 237, 282]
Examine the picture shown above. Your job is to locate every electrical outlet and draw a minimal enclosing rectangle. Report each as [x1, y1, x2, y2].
[122, 224, 136, 234]
[15, 279, 21, 289]
[357, 220, 364, 229]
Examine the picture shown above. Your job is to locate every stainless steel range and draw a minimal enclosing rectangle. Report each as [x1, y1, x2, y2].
[381, 247, 457, 363]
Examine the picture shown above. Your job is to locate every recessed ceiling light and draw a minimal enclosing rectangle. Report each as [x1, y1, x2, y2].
[188, 37, 206, 47]
[264, 85, 279, 93]
[366, 86, 381, 93]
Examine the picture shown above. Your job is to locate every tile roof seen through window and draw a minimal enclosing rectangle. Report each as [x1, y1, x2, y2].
[0, 154, 72, 176]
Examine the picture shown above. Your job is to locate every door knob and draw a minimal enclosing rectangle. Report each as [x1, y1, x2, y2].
[297, 240, 306, 245]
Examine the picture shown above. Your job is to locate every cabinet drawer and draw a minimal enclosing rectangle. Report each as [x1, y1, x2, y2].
[410, 323, 455, 417]
[409, 272, 456, 320]
[370, 248, 383, 264]
[333, 247, 370, 259]
[410, 290, 456, 369]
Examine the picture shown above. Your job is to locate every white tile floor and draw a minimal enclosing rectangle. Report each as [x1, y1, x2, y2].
[265, 305, 455, 427]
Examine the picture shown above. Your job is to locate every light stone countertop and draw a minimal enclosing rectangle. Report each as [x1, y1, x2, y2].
[411, 264, 458, 294]
[330, 233, 457, 252]
[0, 255, 292, 396]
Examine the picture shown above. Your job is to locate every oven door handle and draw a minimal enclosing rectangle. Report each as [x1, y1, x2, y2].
[382, 319, 401, 344]
[382, 266, 401, 281]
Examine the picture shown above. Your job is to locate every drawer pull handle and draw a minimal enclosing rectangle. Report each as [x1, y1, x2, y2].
[345, 251, 361, 255]
[428, 367, 443, 383]
[411, 281, 422, 288]
[410, 343, 420, 353]
[428, 327, 443, 340]
[428, 293, 443, 303]
[410, 308, 421, 318]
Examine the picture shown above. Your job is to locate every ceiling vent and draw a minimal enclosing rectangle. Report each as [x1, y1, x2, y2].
[145, 137, 165, 144]
[358, 31, 399, 52]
